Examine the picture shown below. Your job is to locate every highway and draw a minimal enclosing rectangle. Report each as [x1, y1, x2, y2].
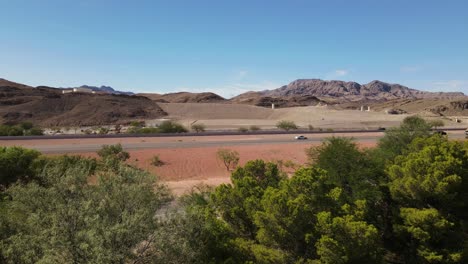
[0, 130, 465, 154]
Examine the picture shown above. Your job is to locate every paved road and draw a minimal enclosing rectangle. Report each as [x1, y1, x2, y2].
[1, 131, 465, 154]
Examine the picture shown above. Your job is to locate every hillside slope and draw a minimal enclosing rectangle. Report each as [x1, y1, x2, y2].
[0, 81, 166, 126]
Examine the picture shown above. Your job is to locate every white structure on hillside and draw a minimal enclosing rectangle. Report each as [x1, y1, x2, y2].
[271, 103, 275, 109]
[360, 105, 371, 111]
[62, 88, 96, 94]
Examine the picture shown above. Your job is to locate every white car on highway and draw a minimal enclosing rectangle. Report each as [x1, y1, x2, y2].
[295, 135, 308, 140]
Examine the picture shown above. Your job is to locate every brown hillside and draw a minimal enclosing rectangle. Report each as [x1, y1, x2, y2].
[0, 82, 166, 126]
[140, 92, 225, 103]
[230, 91, 326, 107]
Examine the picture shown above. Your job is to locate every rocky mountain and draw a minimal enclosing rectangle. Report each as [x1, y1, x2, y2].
[78, 85, 134, 95]
[0, 79, 165, 126]
[257, 79, 465, 101]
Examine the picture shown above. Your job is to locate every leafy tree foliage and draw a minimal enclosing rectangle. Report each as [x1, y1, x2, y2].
[216, 148, 240, 171]
[387, 135, 468, 263]
[0, 124, 43, 136]
[0, 147, 41, 187]
[377, 115, 432, 161]
[0, 156, 171, 263]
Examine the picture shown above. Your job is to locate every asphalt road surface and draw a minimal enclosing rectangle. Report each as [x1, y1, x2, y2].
[0, 131, 465, 154]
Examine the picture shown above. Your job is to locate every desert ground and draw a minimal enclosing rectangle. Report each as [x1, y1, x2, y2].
[2, 130, 465, 195]
[157, 103, 466, 131]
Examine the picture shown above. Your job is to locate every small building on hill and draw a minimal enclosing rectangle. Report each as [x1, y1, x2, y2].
[62, 88, 96, 94]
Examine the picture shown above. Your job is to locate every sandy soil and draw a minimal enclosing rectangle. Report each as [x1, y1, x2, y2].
[74, 141, 376, 195]
[156, 103, 466, 130]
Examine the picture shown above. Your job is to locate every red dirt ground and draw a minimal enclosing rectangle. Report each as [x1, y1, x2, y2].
[77, 142, 376, 195]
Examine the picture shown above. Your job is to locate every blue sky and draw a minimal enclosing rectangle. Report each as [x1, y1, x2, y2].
[1, 0, 467, 98]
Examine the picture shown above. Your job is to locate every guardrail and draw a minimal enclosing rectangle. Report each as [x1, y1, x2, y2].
[0, 128, 465, 141]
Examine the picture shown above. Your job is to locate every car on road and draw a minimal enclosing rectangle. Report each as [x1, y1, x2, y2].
[295, 135, 308, 140]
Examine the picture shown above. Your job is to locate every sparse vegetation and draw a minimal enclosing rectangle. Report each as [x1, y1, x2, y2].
[308, 124, 314, 131]
[216, 148, 240, 171]
[0, 123, 43, 136]
[98, 126, 109, 135]
[191, 123, 206, 133]
[276, 120, 298, 131]
[238, 127, 248, 133]
[429, 119, 445, 129]
[249, 125, 260, 131]
[150, 154, 165, 167]
[97, 143, 130, 162]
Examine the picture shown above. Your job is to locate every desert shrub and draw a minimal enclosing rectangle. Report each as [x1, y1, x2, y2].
[130, 120, 145, 127]
[249, 125, 260, 131]
[98, 127, 109, 135]
[326, 128, 334, 132]
[276, 120, 298, 131]
[216, 149, 240, 171]
[23, 127, 44, 136]
[238, 127, 248, 133]
[191, 123, 206, 133]
[136, 127, 159, 134]
[150, 155, 165, 167]
[7, 126, 23, 136]
[308, 125, 314, 131]
[429, 119, 445, 129]
[19, 122, 33, 130]
[158, 120, 188, 133]
[97, 144, 130, 162]
[0, 146, 41, 187]
[83, 129, 93, 135]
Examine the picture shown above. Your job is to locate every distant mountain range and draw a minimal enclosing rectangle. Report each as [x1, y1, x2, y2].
[256, 79, 465, 101]
[1, 77, 467, 126]
[65, 85, 134, 95]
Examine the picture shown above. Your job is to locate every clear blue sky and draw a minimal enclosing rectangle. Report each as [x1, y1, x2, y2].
[1, 0, 467, 97]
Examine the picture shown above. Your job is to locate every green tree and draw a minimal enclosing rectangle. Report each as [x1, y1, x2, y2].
[306, 137, 383, 203]
[216, 148, 240, 171]
[377, 115, 432, 161]
[387, 135, 468, 263]
[429, 119, 445, 130]
[1, 157, 171, 263]
[212, 160, 283, 239]
[276, 120, 298, 131]
[0, 147, 41, 187]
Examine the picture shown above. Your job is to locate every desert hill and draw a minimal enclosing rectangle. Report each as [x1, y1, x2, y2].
[0, 80, 166, 126]
[254, 79, 465, 101]
[139, 92, 225, 103]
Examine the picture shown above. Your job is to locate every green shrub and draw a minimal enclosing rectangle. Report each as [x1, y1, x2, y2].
[0, 146, 41, 187]
[249, 125, 261, 131]
[97, 144, 130, 162]
[158, 120, 188, 133]
[276, 120, 298, 131]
